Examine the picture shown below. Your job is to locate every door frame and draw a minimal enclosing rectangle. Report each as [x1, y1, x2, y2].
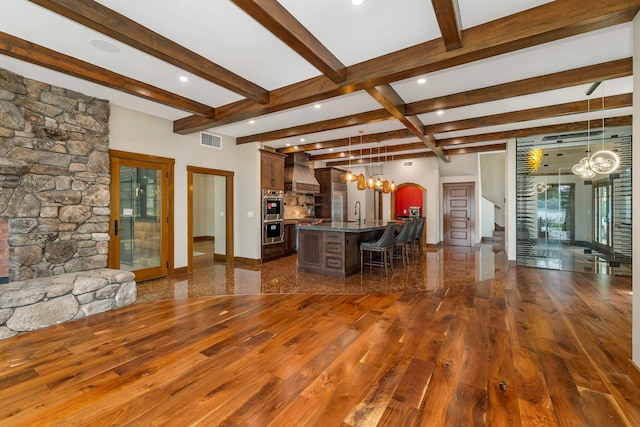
[187, 166, 234, 272]
[108, 150, 175, 281]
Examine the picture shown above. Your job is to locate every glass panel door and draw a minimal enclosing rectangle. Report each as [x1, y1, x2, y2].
[110, 157, 169, 281]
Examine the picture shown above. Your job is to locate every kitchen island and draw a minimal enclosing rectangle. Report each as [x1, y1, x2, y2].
[296, 220, 388, 278]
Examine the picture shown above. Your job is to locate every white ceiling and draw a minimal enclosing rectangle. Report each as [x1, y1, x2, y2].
[0, 0, 633, 158]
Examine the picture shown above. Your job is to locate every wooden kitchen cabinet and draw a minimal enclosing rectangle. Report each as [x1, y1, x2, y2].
[283, 223, 296, 256]
[260, 149, 286, 190]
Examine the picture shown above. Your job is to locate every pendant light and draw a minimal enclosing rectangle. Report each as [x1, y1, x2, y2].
[382, 147, 390, 194]
[589, 81, 619, 175]
[340, 137, 356, 183]
[356, 134, 366, 190]
[572, 96, 596, 179]
[366, 147, 375, 189]
[389, 151, 396, 192]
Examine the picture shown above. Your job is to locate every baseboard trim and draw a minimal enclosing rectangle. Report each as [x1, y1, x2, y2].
[194, 236, 214, 242]
[628, 359, 640, 390]
[174, 266, 188, 275]
[214, 253, 226, 261]
[235, 256, 261, 266]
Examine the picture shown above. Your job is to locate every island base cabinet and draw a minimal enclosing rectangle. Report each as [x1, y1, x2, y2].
[297, 228, 374, 278]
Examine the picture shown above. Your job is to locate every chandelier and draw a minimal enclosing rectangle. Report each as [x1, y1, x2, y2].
[572, 81, 619, 179]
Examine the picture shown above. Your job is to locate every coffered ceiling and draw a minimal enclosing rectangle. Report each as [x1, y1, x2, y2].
[0, 0, 637, 167]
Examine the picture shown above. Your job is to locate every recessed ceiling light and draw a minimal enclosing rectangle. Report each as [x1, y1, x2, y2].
[350, 155, 354, 159]
[249, 120, 255, 124]
[417, 78, 427, 85]
[314, 104, 321, 109]
[436, 110, 444, 116]
[90, 39, 120, 54]
[350, 0, 364, 5]
[179, 76, 189, 82]
[300, 138, 306, 142]
[286, 143, 290, 147]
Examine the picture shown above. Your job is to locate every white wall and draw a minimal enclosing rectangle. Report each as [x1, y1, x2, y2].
[506, 139, 517, 261]
[109, 105, 261, 267]
[193, 174, 216, 237]
[479, 152, 506, 226]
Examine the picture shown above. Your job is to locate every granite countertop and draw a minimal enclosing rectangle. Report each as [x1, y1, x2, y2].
[296, 220, 388, 232]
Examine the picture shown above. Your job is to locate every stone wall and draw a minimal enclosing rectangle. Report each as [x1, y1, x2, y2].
[0, 68, 111, 281]
[0, 268, 136, 339]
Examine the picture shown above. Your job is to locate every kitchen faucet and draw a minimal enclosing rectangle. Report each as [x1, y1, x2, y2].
[354, 201, 361, 224]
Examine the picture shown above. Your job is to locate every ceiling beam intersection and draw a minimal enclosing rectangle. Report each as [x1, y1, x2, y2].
[230, 0, 346, 83]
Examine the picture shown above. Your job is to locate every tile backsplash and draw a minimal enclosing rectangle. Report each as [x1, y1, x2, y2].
[283, 192, 315, 218]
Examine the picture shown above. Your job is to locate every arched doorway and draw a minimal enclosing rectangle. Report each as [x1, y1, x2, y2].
[392, 183, 426, 220]
[391, 182, 427, 246]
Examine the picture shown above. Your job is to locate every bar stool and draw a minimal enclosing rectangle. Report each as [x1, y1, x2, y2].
[393, 220, 413, 268]
[413, 216, 426, 256]
[360, 221, 397, 275]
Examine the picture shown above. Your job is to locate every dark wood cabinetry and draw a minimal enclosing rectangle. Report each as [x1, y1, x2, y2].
[260, 149, 286, 190]
[262, 242, 284, 261]
[283, 223, 296, 256]
[297, 226, 383, 278]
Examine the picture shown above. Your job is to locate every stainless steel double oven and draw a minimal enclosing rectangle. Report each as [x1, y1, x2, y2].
[262, 189, 284, 245]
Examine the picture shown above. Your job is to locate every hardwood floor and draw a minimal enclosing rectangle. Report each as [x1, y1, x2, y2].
[0, 261, 638, 425]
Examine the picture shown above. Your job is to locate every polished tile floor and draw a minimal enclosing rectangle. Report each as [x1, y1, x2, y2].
[137, 242, 509, 302]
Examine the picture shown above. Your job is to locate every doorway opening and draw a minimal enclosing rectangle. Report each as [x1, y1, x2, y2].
[187, 166, 234, 272]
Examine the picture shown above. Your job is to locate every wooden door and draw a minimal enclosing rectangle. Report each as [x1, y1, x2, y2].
[443, 183, 474, 247]
[109, 151, 174, 282]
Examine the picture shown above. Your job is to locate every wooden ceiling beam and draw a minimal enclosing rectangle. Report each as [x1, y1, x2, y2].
[0, 32, 216, 117]
[27, 0, 269, 104]
[325, 143, 506, 167]
[423, 93, 632, 135]
[431, 0, 463, 50]
[174, 0, 639, 133]
[230, 0, 346, 83]
[236, 110, 391, 144]
[311, 141, 430, 162]
[407, 58, 632, 116]
[437, 116, 633, 147]
[276, 130, 414, 154]
[366, 84, 449, 162]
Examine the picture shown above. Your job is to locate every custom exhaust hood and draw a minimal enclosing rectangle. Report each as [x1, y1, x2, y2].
[284, 152, 320, 194]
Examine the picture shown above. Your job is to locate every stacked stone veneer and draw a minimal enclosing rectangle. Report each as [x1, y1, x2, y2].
[0, 67, 111, 279]
[0, 67, 136, 339]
